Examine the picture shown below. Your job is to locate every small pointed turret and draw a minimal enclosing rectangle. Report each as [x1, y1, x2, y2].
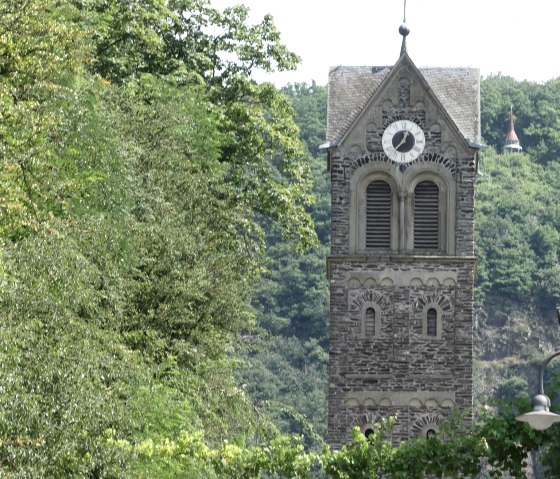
[503, 107, 522, 153]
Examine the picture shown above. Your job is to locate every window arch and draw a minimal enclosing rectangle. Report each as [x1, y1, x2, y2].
[364, 307, 376, 337]
[366, 180, 392, 249]
[422, 304, 443, 340]
[413, 181, 439, 251]
[361, 303, 381, 339]
[350, 167, 399, 253]
[426, 308, 438, 337]
[349, 162, 455, 254]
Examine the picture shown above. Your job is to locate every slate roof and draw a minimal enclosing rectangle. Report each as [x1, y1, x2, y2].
[326, 63, 481, 147]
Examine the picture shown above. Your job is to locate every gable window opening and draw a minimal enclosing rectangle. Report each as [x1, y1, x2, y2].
[414, 181, 439, 251]
[366, 180, 391, 249]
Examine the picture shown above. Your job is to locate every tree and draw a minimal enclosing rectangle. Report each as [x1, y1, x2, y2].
[71, 0, 316, 250]
[0, 0, 87, 239]
[235, 83, 330, 445]
[0, 1, 305, 474]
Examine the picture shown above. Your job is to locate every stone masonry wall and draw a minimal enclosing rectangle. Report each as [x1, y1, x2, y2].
[327, 257, 475, 447]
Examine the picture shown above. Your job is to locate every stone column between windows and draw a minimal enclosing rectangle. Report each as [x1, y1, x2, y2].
[398, 190, 408, 251]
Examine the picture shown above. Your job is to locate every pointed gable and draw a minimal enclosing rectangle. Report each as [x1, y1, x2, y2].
[327, 55, 481, 147]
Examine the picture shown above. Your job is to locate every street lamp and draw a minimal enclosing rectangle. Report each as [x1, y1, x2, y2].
[516, 350, 560, 430]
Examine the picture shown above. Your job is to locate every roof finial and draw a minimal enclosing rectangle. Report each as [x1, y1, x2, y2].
[399, 0, 410, 56]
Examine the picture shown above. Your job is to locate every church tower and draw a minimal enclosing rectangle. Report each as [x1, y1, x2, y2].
[325, 25, 481, 447]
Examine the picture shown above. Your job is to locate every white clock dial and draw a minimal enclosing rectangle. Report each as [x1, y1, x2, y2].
[382, 120, 425, 163]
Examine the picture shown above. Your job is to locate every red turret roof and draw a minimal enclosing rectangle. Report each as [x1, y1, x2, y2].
[505, 108, 520, 144]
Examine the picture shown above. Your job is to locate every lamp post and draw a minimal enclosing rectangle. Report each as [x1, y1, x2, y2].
[516, 350, 560, 430]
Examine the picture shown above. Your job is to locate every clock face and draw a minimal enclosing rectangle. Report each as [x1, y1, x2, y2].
[382, 120, 425, 163]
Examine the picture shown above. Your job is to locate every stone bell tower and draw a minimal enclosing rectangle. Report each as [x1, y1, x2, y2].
[325, 24, 481, 447]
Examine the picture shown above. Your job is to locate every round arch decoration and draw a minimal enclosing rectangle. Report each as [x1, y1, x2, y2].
[411, 414, 446, 438]
[348, 151, 457, 254]
[357, 413, 382, 439]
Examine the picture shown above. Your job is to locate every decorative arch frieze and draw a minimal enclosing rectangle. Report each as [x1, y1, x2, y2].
[411, 414, 446, 438]
[416, 292, 453, 340]
[349, 289, 386, 313]
[347, 271, 457, 289]
[345, 391, 456, 409]
[416, 293, 453, 313]
[349, 153, 456, 179]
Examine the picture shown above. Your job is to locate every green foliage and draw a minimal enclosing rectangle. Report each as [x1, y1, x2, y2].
[283, 82, 328, 159]
[104, 411, 559, 478]
[0, 78, 266, 473]
[75, 0, 315, 250]
[324, 423, 397, 479]
[475, 149, 560, 305]
[0, 278, 140, 476]
[0, 0, 313, 475]
[284, 83, 330, 243]
[494, 375, 529, 402]
[78, 0, 300, 84]
[99, 76, 262, 365]
[0, 0, 86, 239]
[236, 83, 329, 447]
[475, 397, 553, 478]
[239, 336, 328, 443]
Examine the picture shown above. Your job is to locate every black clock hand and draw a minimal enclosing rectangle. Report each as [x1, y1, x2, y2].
[395, 130, 410, 150]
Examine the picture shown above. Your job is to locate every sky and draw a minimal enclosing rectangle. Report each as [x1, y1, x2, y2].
[211, 0, 560, 87]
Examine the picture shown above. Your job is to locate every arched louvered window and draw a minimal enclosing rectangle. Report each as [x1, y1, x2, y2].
[426, 308, 438, 337]
[366, 180, 391, 249]
[414, 181, 439, 251]
[364, 307, 376, 337]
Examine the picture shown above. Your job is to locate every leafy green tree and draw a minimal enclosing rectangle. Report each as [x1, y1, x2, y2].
[99, 76, 262, 365]
[72, 0, 315, 250]
[0, 71, 268, 475]
[236, 83, 329, 445]
[0, 1, 307, 474]
[0, 0, 86, 239]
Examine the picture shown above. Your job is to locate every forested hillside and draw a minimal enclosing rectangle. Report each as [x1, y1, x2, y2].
[2, 0, 560, 477]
